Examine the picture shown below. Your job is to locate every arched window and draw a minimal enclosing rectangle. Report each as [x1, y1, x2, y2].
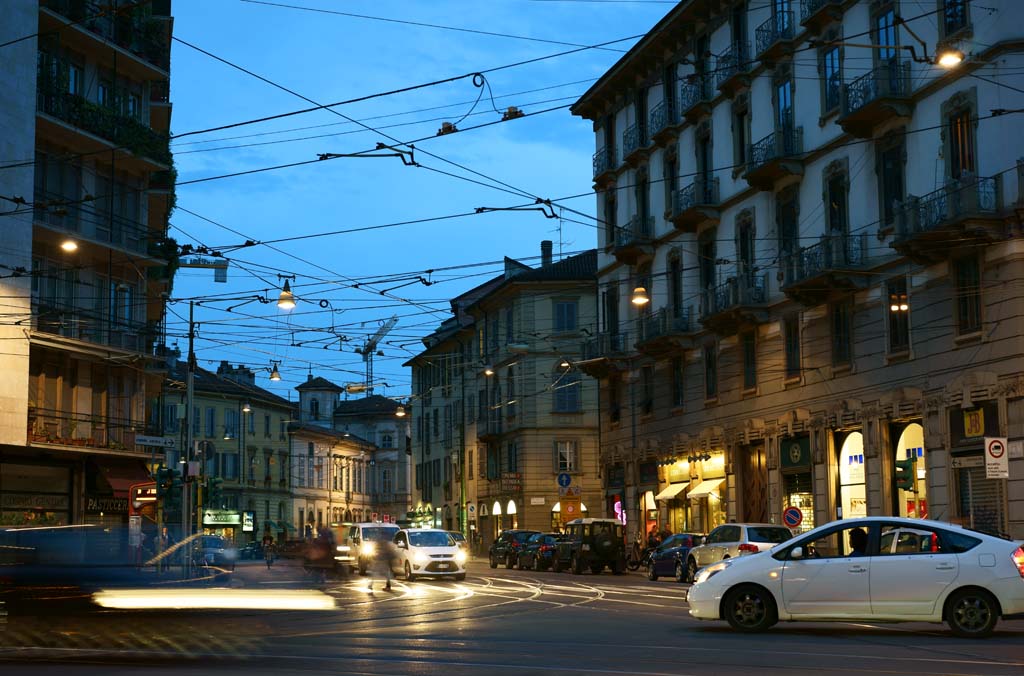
[381, 433, 394, 449]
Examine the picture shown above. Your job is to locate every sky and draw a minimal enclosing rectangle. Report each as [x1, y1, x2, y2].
[167, 0, 672, 401]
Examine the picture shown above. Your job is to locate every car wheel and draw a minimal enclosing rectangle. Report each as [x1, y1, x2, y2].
[455, 573, 466, 581]
[405, 562, 416, 582]
[612, 559, 624, 575]
[723, 584, 777, 633]
[489, 554, 498, 569]
[674, 561, 686, 583]
[553, 556, 563, 573]
[506, 554, 515, 569]
[647, 563, 658, 581]
[590, 564, 602, 575]
[946, 588, 999, 638]
[571, 554, 582, 575]
[686, 558, 698, 583]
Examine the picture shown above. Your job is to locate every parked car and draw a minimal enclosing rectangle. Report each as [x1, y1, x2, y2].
[647, 533, 704, 582]
[334, 522, 401, 574]
[552, 518, 626, 575]
[199, 535, 237, 570]
[517, 533, 562, 571]
[238, 541, 263, 560]
[488, 529, 540, 569]
[688, 517, 1024, 638]
[448, 531, 468, 551]
[393, 528, 466, 581]
[685, 523, 793, 582]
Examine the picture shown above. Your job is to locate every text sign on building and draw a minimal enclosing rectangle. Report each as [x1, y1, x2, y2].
[203, 509, 241, 525]
[985, 437, 1009, 479]
[242, 511, 254, 532]
[135, 435, 176, 448]
[558, 485, 581, 498]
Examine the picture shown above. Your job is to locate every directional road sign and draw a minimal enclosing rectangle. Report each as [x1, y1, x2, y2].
[135, 435, 176, 448]
[558, 485, 581, 498]
[557, 472, 572, 488]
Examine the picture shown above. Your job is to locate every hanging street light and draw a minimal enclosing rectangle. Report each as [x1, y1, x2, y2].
[269, 362, 282, 382]
[242, 400, 252, 413]
[631, 286, 650, 306]
[277, 279, 296, 310]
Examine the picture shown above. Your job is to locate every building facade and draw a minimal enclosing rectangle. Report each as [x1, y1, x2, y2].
[0, 0, 175, 528]
[572, 0, 1024, 540]
[407, 242, 601, 549]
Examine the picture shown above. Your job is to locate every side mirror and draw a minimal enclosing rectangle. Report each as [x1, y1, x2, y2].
[397, 541, 407, 549]
[790, 546, 804, 560]
[699, 536, 707, 545]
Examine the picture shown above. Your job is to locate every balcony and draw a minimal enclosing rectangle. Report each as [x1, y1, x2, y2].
[670, 177, 720, 232]
[622, 123, 650, 166]
[800, 0, 843, 31]
[593, 146, 615, 185]
[744, 126, 803, 190]
[28, 406, 146, 455]
[37, 82, 172, 168]
[577, 332, 631, 378]
[782, 232, 870, 305]
[839, 61, 913, 138]
[716, 41, 752, 95]
[755, 11, 796, 64]
[149, 79, 172, 131]
[478, 415, 504, 442]
[700, 274, 769, 335]
[32, 302, 153, 354]
[636, 307, 696, 357]
[649, 99, 680, 144]
[893, 175, 1005, 263]
[612, 215, 655, 265]
[679, 77, 713, 124]
[34, 189, 154, 256]
[42, 0, 170, 73]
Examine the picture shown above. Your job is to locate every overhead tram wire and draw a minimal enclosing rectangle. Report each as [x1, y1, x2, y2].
[0, 0, 154, 50]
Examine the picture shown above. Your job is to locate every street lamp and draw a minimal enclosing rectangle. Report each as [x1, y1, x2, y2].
[631, 286, 650, 306]
[269, 361, 282, 382]
[60, 239, 79, 252]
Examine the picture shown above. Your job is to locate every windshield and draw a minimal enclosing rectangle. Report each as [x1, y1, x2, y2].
[363, 528, 399, 542]
[747, 527, 793, 544]
[202, 536, 227, 549]
[408, 531, 454, 547]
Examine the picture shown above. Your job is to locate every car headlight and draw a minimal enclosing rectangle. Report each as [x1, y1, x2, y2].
[412, 551, 428, 565]
[336, 545, 351, 553]
[454, 550, 467, 564]
[693, 561, 731, 585]
[360, 542, 376, 557]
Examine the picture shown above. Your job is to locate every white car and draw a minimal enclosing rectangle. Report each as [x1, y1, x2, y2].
[687, 517, 1024, 638]
[393, 528, 467, 581]
[684, 523, 794, 581]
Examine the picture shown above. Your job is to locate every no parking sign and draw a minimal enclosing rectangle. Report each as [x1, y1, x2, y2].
[782, 506, 803, 529]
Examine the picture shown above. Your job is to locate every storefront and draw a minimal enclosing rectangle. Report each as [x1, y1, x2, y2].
[892, 422, 927, 518]
[654, 459, 692, 532]
[637, 461, 659, 536]
[0, 461, 73, 526]
[85, 458, 153, 528]
[780, 435, 814, 534]
[688, 450, 726, 533]
[550, 500, 588, 531]
[837, 431, 866, 520]
[203, 509, 242, 542]
[949, 402, 1007, 536]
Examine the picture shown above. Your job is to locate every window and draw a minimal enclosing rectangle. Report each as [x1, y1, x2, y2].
[205, 407, 215, 438]
[878, 136, 904, 227]
[671, 356, 684, 408]
[163, 404, 178, 434]
[783, 314, 801, 379]
[225, 408, 239, 438]
[554, 300, 578, 333]
[826, 171, 848, 235]
[310, 398, 319, 421]
[737, 215, 755, 285]
[432, 408, 439, 438]
[554, 371, 581, 413]
[741, 330, 756, 390]
[555, 440, 577, 473]
[888, 278, 913, 356]
[831, 301, 852, 367]
[608, 376, 621, 423]
[223, 453, 239, 480]
[193, 406, 200, 435]
[635, 171, 651, 226]
[954, 257, 982, 334]
[279, 419, 286, 440]
[948, 109, 975, 180]
[820, 42, 841, 114]
[486, 446, 498, 480]
[602, 285, 620, 334]
[263, 414, 270, 438]
[669, 256, 683, 317]
[603, 190, 617, 245]
[248, 411, 255, 434]
[699, 229, 717, 293]
[381, 433, 393, 449]
[775, 77, 793, 130]
[663, 149, 678, 212]
[641, 366, 654, 415]
[703, 343, 717, 399]
[941, 0, 968, 37]
[777, 190, 798, 256]
[732, 97, 750, 169]
[874, 7, 898, 64]
[507, 441, 518, 473]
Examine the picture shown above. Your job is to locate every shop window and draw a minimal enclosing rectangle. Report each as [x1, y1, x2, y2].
[955, 460, 1008, 537]
[838, 432, 866, 519]
[894, 423, 927, 519]
[782, 472, 814, 534]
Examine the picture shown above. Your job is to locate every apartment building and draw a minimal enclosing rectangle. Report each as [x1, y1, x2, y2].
[572, 0, 1024, 540]
[0, 0, 175, 527]
[407, 242, 600, 549]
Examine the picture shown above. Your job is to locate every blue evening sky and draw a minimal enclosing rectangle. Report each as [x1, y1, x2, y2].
[168, 0, 670, 400]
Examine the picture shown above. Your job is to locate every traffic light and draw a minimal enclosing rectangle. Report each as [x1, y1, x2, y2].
[207, 477, 223, 508]
[156, 466, 172, 499]
[160, 467, 183, 518]
[894, 457, 916, 492]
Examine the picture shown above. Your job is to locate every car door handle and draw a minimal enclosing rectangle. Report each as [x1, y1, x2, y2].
[935, 564, 955, 571]
[848, 567, 867, 573]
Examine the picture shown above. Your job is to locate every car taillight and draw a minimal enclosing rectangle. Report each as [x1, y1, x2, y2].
[540, 545, 553, 552]
[738, 543, 759, 554]
[511, 542, 521, 549]
[1012, 546, 1024, 578]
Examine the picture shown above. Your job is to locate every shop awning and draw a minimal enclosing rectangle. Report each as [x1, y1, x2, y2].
[686, 478, 725, 500]
[278, 521, 295, 531]
[93, 458, 153, 498]
[654, 483, 689, 501]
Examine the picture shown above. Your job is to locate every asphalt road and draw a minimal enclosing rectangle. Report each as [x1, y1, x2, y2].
[2, 558, 1022, 675]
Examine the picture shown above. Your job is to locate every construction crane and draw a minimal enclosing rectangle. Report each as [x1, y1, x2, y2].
[355, 315, 397, 396]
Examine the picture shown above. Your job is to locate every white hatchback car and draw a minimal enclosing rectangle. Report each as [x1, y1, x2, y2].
[393, 528, 467, 581]
[687, 517, 1024, 637]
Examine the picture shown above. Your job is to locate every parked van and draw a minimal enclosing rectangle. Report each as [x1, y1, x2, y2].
[334, 522, 400, 574]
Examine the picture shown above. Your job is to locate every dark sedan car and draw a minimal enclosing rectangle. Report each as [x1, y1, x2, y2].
[517, 533, 562, 571]
[647, 533, 703, 582]
[488, 529, 540, 569]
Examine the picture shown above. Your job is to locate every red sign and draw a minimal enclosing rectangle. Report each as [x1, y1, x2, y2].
[782, 506, 803, 528]
[371, 512, 379, 522]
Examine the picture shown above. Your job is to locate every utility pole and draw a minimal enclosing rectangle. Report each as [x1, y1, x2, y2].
[185, 301, 196, 569]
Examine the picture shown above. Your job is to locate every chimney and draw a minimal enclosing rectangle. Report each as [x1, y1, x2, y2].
[541, 240, 553, 267]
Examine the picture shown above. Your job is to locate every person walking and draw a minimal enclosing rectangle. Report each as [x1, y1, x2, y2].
[368, 537, 397, 592]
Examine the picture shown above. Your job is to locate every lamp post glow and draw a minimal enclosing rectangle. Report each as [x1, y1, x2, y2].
[277, 280, 296, 310]
[631, 286, 650, 306]
[60, 239, 79, 252]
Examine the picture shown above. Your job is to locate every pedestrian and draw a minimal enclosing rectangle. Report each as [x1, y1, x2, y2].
[262, 532, 275, 569]
[369, 537, 397, 592]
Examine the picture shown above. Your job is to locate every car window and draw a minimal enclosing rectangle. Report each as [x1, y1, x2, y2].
[409, 531, 453, 547]
[790, 523, 871, 559]
[747, 527, 792, 544]
[363, 527, 398, 542]
[592, 522, 615, 539]
[938, 528, 983, 553]
[879, 524, 949, 555]
[704, 527, 724, 544]
[544, 535, 558, 545]
[718, 526, 741, 542]
[513, 531, 535, 543]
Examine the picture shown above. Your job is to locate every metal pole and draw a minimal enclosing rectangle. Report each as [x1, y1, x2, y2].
[185, 301, 196, 573]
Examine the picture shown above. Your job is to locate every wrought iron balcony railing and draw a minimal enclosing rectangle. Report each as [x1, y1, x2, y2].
[674, 177, 720, 213]
[622, 123, 647, 158]
[679, 77, 712, 115]
[649, 99, 678, 138]
[755, 11, 795, 57]
[748, 126, 802, 172]
[783, 232, 869, 287]
[581, 332, 630, 361]
[842, 61, 912, 117]
[716, 41, 750, 89]
[639, 306, 694, 343]
[593, 146, 614, 179]
[896, 175, 1002, 240]
[701, 274, 767, 318]
[33, 302, 152, 352]
[801, 0, 842, 23]
[43, 0, 170, 71]
[28, 405, 142, 450]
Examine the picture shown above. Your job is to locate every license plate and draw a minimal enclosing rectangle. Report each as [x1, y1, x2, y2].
[437, 563, 450, 570]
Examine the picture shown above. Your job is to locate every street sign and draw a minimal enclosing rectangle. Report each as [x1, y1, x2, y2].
[128, 515, 142, 547]
[135, 435, 175, 448]
[560, 496, 581, 522]
[558, 485, 581, 498]
[557, 472, 572, 488]
[782, 506, 803, 529]
[985, 437, 1008, 479]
